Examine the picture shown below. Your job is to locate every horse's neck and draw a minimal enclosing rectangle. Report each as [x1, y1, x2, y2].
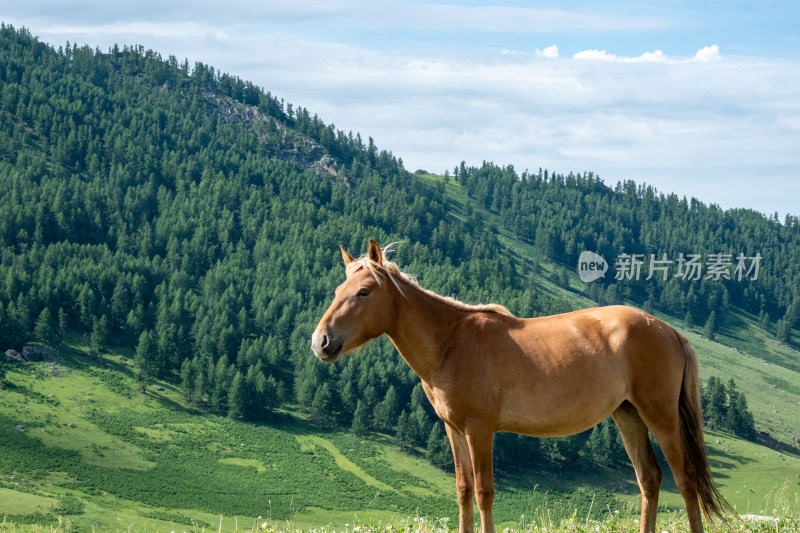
[387, 282, 465, 383]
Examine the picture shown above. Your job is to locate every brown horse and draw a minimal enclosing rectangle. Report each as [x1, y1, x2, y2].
[311, 239, 732, 533]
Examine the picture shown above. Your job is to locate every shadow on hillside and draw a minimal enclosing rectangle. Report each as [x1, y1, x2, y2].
[101, 355, 134, 379]
[758, 432, 800, 458]
[47, 342, 94, 371]
[141, 389, 193, 413]
[703, 445, 754, 480]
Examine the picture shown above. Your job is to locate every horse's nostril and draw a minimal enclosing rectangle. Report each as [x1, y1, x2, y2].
[321, 334, 329, 349]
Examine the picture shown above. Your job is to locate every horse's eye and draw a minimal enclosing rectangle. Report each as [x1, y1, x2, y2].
[357, 288, 370, 297]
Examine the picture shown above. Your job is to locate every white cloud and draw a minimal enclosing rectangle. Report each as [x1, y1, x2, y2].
[573, 49, 666, 63]
[638, 50, 666, 62]
[536, 45, 559, 59]
[573, 49, 616, 61]
[694, 44, 721, 62]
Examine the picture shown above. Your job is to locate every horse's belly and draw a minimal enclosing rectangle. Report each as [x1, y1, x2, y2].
[496, 371, 628, 437]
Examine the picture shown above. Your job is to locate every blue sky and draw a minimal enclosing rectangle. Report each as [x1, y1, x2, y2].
[5, 1, 800, 217]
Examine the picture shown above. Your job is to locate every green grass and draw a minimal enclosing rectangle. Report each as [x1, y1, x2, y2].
[295, 435, 395, 493]
[218, 457, 269, 474]
[1, 512, 800, 533]
[0, 343, 457, 531]
[0, 488, 56, 515]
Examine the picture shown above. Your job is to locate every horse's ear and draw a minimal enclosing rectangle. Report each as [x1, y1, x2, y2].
[340, 245, 355, 266]
[367, 238, 383, 265]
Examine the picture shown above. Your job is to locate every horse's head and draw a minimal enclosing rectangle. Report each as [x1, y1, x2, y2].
[311, 239, 399, 363]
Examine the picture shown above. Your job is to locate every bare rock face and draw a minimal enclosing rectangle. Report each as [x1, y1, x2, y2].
[5, 349, 24, 363]
[4, 345, 48, 362]
[22, 344, 48, 362]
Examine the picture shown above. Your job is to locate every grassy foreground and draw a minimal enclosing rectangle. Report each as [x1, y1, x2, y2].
[2, 332, 800, 532]
[2, 481, 800, 533]
[1, 512, 800, 533]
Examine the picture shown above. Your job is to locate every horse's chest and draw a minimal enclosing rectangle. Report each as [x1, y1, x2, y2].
[421, 382, 459, 425]
[422, 381, 490, 431]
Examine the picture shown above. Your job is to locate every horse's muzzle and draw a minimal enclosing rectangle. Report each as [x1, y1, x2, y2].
[311, 331, 343, 362]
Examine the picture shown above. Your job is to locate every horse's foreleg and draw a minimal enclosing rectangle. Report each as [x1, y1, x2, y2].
[446, 424, 475, 533]
[612, 402, 662, 533]
[465, 423, 495, 533]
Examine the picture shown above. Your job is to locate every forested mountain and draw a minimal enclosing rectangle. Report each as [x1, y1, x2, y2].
[0, 24, 566, 458]
[453, 162, 800, 340]
[0, 22, 796, 479]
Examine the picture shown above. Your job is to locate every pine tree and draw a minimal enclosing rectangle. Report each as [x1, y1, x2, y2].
[134, 330, 156, 393]
[245, 365, 268, 420]
[180, 357, 196, 401]
[89, 315, 109, 365]
[339, 380, 358, 424]
[775, 318, 790, 343]
[310, 383, 334, 429]
[34, 308, 55, 344]
[155, 320, 178, 377]
[410, 383, 428, 413]
[704, 311, 717, 341]
[396, 410, 411, 451]
[228, 371, 246, 419]
[757, 309, 768, 329]
[210, 355, 231, 413]
[110, 278, 129, 329]
[125, 304, 146, 337]
[706, 376, 727, 428]
[586, 424, 609, 464]
[56, 307, 68, 343]
[372, 385, 399, 432]
[726, 379, 757, 441]
[426, 422, 452, 472]
[192, 363, 206, 406]
[0, 304, 13, 348]
[409, 405, 432, 447]
[351, 400, 370, 435]
[263, 375, 279, 415]
[206, 357, 217, 403]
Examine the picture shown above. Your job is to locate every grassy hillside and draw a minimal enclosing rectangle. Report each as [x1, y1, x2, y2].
[2, 337, 799, 532]
[0, 336, 457, 531]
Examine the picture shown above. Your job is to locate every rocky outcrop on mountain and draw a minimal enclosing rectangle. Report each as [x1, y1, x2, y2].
[22, 344, 48, 361]
[4, 344, 48, 362]
[5, 349, 24, 363]
[201, 91, 341, 178]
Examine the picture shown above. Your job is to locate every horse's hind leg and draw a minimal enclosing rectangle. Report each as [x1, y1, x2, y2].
[647, 420, 705, 533]
[612, 402, 662, 533]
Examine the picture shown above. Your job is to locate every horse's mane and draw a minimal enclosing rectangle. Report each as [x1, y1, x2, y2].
[345, 244, 514, 317]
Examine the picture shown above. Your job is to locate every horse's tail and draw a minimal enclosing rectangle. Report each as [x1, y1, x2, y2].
[677, 332, 734, 523]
